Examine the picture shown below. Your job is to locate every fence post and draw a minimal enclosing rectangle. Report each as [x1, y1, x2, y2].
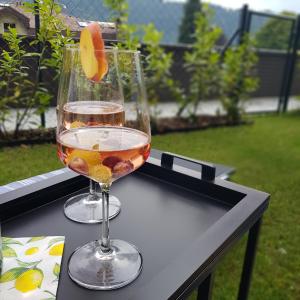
[281, 15, 300, 112]
[278, 18, 297, 113]
[239, 4, 249, 44]
[34, 0, 46, 127]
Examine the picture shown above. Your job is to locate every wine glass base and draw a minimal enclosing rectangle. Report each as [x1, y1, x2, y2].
[64, 193, 121, 223]
[68, 239, 142, 290]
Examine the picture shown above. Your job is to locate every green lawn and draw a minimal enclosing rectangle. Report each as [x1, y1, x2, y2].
[1, 112, 300, 299]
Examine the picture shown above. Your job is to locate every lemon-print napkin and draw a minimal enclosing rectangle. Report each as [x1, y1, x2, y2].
[0, 236, 65, 300]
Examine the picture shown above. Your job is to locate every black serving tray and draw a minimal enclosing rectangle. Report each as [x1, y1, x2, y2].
[0, 150, 269, 300]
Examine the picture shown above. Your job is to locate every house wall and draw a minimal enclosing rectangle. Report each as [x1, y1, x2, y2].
[0, 12, 28, 35]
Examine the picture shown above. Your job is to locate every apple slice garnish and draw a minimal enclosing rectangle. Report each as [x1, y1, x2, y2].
[80, 22, 108, 82]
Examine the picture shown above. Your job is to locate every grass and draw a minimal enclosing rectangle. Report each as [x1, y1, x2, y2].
[1, 112, 300, 299]
[0, 144, 61, 184]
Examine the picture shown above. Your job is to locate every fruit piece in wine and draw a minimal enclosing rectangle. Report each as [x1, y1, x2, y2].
[80, 22, 107, 81]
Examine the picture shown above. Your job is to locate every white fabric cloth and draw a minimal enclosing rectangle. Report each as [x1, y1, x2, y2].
[0, 236, 65, 300]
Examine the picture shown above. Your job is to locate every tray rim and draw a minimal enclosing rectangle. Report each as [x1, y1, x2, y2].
[0, 151, 270, 300]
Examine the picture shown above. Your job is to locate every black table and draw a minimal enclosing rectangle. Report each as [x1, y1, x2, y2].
[0, 149, 269, 300]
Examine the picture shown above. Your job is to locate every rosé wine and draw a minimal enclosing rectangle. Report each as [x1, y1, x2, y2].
[57, 126, 150, 183]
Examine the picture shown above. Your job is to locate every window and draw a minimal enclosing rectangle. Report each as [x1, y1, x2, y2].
[4, 23, 16, 32]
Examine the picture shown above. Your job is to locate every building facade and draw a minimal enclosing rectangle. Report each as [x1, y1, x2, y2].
[0, 3, 35, 35]
[0, 2, 116, 39]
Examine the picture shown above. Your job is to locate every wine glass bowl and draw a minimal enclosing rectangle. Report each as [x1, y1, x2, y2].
[58, 127, 150, 183]
[56, 47, 151, 289]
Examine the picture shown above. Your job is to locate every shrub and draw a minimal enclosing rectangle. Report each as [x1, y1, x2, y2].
[220, 35, 259, 123]
[178, 5, 222, 118]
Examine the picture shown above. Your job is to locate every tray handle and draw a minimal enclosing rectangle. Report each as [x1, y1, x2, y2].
[161, 152, 216, 181]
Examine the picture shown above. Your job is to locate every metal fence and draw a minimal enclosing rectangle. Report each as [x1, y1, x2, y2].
[237, 5, 300, 112]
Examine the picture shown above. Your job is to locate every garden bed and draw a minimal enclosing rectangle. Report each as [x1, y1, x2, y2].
[151, 114, 248, 134]
[0, 115, 249, 147]
[0, 128, 56, 147]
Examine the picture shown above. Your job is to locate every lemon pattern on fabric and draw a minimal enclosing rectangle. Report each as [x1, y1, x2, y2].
[25, 247, 39, 256]
[49, 243, 64, 256]
[0, 236, 64, 299]
[15, 269, 44, 293]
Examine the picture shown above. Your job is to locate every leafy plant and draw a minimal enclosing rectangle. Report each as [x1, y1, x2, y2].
[142, 24, 184, 115]
[0, 0, 73, 139]
[177, 5, 222, 118]
[220, 35, 259, 123]
[0, 27, 34, 138]
[24, 0, 73, 112]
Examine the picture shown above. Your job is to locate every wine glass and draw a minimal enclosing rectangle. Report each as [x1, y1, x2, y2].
[57, 44, 122, 223]
[57, 48, 151, 289]
[64, 179, 120, 223]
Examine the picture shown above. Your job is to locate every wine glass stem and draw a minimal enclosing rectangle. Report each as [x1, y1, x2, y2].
[88, 180, 99, 201]
[100, 183, 111, 253]
[90, 179, 96, 195]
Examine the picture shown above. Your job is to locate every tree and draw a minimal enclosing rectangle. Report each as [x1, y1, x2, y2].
[178, 0, 201, 44]
[255, 11, 296, 50]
